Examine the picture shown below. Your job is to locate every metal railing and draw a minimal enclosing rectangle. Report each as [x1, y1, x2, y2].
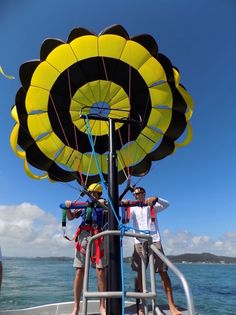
[82, 230, 196, 315]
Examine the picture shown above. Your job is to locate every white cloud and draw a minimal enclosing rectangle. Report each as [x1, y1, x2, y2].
[0, 203, 75, 257]
[162, 229, 236, 257]
[0, 204, 236, 257]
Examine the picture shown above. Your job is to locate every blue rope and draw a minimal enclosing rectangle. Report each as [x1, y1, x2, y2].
[84, 117, 151, 315]
[119, 225, 125, 313]
[85, 117, 126, 313]
[84, 116, 120, 221]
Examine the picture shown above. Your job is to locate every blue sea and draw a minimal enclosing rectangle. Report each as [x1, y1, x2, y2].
[0, 257, 236, 315]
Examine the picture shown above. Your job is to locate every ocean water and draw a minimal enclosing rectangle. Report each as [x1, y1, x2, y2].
[0, 257, 236, 315]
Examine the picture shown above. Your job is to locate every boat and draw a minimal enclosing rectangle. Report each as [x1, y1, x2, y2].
[1, 231, 197, 315]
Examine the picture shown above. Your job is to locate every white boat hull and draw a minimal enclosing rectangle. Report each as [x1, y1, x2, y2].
[0, 300, 192, 315]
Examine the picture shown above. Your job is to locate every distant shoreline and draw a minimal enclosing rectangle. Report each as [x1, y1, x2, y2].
[166, 252, 236, 264]
[3, 252, 236, 264]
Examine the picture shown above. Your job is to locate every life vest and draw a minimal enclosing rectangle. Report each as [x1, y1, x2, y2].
[63, 200, 106, 264]
[74, 201, 106, 263]
[80, 200, 105, 227]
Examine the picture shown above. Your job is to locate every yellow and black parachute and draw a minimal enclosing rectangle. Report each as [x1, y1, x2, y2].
[10, 25, 193, 185]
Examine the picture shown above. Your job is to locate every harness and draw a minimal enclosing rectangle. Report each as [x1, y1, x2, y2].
[63, 201, 106, 264]
[74, 224, 104, 264]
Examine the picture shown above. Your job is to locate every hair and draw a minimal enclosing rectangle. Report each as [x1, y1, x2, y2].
[90, 190, 102, 198]
[134, 186, 146, 193]
[97, 191, 102, 198]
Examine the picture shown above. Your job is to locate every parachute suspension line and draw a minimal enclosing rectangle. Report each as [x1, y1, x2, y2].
[84, 135, 99, 186]
[84, 116, 118, 215]
[27, 99, 83, 185]
[102, 56, 131, 184]
[101, 57, 112, 108]
[66, 68, 85, 186]
[131, 174, 144, 188]
[117, 155, 129, 182]
[11, 111, 81, 184]
[142, 93, 151, 130]
[49, 86, 86, 185]
[127, 65, 132, 176]
[117, 129, 129, 180]
[84, 115, 128, 314]
[77, 157, 86, 186]
[84, 117, 146, 315]
[67, 68, 72, 101]
[101, 57, 114, 118]
[66, 67, 78, 150]
[84, 116, 110, 195]
[127, 86, 150, 177]
[102, 56, 109, 81]
[131, 93, 152, 170]
[84, 117, 153, 315]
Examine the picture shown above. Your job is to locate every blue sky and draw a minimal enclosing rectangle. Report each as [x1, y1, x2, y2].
[0, 0, 236, 257]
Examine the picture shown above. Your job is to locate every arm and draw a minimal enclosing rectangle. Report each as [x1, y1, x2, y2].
[145, 196, 158, 205]
[152, 197, 169, 213]
[64, 200, 82, 221]
[97, 198, 107, 207]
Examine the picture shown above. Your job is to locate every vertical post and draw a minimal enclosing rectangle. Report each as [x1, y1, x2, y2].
[106, 118, 122, 315]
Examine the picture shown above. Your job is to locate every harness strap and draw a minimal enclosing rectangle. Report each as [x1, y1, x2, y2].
[125, 206, 131, 223]
[74, 226, 104, 264]
[74, 225, 94, 252]
[91, 230, 104, 264]
[150, 205, 155, 222]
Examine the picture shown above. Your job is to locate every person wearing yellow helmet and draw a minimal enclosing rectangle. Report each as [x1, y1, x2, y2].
[65, 183, 107, 315]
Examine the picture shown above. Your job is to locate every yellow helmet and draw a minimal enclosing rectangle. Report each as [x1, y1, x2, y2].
[87, 183, 103, 193]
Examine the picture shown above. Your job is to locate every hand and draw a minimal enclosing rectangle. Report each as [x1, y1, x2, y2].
[145, 197, 158, 206]
[65, 200, 72, 208]
[121, 199, 129, 206]
[98, 198, 106, 206]
[73, 209, 82, 218]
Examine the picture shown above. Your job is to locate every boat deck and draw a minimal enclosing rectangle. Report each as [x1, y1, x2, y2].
[0, 300, 193, 315]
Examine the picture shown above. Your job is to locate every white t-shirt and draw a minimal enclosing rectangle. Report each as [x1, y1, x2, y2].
[129, 198, 169, 244]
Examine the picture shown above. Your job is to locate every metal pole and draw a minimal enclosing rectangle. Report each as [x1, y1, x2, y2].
[106, 118, 122, 315]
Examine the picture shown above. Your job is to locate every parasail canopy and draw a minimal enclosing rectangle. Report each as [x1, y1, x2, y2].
[10, 24, 193, 186]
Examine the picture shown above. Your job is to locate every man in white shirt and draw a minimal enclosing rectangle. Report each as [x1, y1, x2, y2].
[128, 187, 181, 315]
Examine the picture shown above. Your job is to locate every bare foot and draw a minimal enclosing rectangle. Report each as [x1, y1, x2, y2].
[71, 306, 79, 315]
[138, 304, 145, 315]
[99, 305, 106, 315]
[169, 304, 182, 315]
